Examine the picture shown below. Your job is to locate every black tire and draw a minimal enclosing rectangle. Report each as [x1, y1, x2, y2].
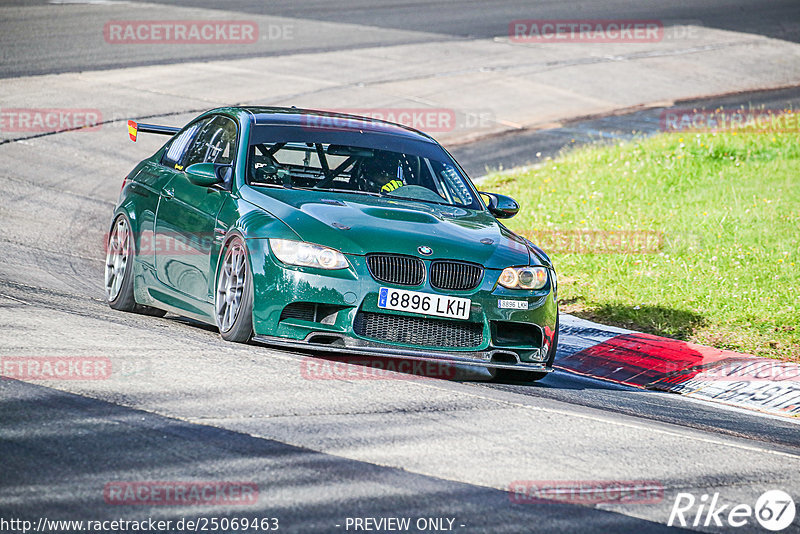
[492, 314, 559, 384]
[215, 236, 254, 343]
[105, 214, 166, 317]
[544, 314, 560, 367]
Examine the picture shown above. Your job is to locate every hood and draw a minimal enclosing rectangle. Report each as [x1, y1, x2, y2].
[242, 187, 536, 269]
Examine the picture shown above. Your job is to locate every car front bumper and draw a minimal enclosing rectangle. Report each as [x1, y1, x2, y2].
[247, 239, 558, 371]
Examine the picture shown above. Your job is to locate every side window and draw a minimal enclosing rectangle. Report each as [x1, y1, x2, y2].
[183, 116, 238, 168]
[161, 120, 204, 169]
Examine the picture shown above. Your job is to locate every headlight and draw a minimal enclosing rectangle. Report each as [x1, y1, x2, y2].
[269, 239, 348, 270]
[498, 266, 548, 290]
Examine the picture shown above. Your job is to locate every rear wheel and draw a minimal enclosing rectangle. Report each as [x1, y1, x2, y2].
[492, 315, 559, 383]
[105, 214, 166, 317]
[215, 236, 253, 343]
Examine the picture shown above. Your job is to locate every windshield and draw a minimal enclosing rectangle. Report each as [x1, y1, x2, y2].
[246, 137, 483, 210]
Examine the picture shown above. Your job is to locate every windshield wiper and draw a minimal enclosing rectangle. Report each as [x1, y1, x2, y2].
[327, 188, 381, 197]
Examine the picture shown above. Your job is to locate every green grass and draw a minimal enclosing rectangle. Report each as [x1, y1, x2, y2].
[483, 122, 800, 360]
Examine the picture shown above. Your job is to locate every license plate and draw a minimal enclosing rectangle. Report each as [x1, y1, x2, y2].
[378, 287, 471, 320]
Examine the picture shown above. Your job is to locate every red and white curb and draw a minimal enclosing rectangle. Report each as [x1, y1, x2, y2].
[556, 315, 800, 418]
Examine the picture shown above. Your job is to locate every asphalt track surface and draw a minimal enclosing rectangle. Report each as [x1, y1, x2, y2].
[2, 3, 800, 534]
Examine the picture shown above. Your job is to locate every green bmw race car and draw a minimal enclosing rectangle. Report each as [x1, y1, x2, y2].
[106, 107, 558, 380]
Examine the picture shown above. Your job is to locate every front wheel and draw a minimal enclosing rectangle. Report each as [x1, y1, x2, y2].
[215, 236, 253, 343]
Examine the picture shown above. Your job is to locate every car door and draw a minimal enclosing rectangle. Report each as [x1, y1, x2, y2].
[132, 121, 204, 276]
[154, 115, 238, 303]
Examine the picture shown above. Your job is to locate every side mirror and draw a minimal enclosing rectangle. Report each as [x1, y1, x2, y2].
[185, 162, 224, 187]
[481, 192, 519, 219]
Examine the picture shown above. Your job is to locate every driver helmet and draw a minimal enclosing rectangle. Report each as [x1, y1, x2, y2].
[361, 154, 404, 193]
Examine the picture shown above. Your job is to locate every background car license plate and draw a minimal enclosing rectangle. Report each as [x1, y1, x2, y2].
[378, 287, 470, 320]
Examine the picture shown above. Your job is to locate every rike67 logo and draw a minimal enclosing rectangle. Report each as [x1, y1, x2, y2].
[668, 490, 796, 531]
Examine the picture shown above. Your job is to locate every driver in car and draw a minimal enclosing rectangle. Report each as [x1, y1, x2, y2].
[361, 155, 404, 193]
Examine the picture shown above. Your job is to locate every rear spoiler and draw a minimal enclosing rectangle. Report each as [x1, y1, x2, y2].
[127, 120, 180, 142]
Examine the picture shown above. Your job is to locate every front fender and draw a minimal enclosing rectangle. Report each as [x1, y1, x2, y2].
[235, 203, 302, 241]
